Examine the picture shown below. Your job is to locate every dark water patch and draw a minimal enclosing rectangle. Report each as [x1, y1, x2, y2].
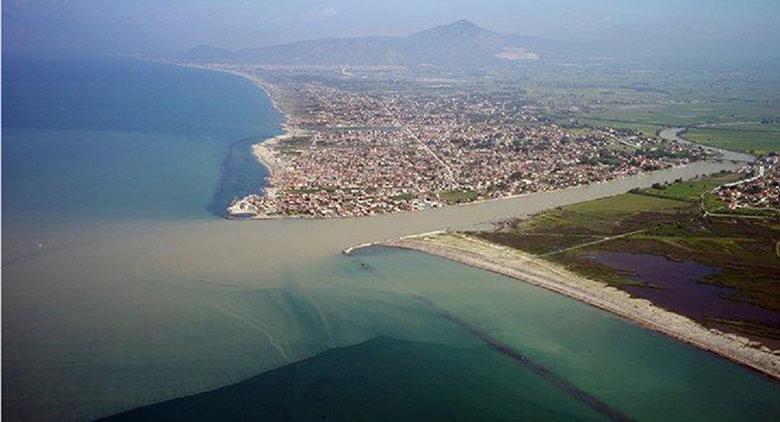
[99, 337, 605, 421]
[592, 252, 780, 326]
[207, 137, 270, 217]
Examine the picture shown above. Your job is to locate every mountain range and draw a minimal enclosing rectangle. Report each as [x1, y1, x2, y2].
[175, 19, 780, 69]
[175, 20, 573, 66]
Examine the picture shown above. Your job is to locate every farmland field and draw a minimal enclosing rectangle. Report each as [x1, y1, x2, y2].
[682, 123, 780, 154]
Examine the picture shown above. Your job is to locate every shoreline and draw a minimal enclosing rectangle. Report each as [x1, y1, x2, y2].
[661, 127, 754, 163]
[155, 60, 296, 177]
[355, 233, 780, 381]
[233, 158, 736, 221]
[159, 60, 747, 222]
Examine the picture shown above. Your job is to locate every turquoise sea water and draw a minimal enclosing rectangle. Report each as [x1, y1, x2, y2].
[3, 56, 780, 421]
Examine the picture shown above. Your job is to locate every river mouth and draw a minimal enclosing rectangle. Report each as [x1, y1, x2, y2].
[5, 56, 780, 422]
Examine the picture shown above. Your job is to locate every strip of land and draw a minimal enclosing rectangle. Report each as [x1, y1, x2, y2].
[378, 232, 780, 380]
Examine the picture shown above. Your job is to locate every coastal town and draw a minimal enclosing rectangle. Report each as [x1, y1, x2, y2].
[718, 154, 780, 211]
[206, 64, 716, 218]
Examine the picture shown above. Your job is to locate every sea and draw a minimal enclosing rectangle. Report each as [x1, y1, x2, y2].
[3, 55, 780, 421]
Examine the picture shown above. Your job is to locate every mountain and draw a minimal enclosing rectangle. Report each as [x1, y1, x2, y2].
[404, 19, 572, 65]
[234, 35, 406, 65]
[174, 20, 570, 66]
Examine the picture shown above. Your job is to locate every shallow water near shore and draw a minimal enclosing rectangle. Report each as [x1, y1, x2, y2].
[3, 56, 780, 421]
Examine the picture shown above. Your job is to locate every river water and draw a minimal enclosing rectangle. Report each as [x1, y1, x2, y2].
[659, 127, 755, 163]
[3, 56, 779, 421]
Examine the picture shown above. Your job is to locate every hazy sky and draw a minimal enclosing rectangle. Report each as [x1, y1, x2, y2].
[3, 0, 779, 54]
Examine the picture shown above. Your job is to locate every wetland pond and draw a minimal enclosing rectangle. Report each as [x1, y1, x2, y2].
[592, 252, 780, 327]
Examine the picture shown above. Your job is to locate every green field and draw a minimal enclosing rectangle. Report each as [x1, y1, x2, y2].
[391, 192, 414, 201]
[521, 193, 690, 237]
[585, 101, 780, 128]
[639, 172, 742, 203]
[275, 135, 312, 153]
[438, 189, 478, 204]
[581, 101, 780, 152]
[477, 191, 693, 258]
[576, 118, 663, 137]
[682, 123, 780, 154]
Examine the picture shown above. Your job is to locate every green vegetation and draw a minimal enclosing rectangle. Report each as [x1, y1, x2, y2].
[520, 193, 690, 236]
[391, 193, 414, 201]
[631, 172, 775, 216]
[550, 252, 645, 288]
[471, 173, 780, 344]
[476, 192, 693, 267]
[438, 189, 478, 204]
[638, 172, 741, 203]
[682, 123, 780, 155]
[276, 135, 312, 152]
[576, 118, 662, 138]
[704, 318, 780, 346]
[523, 64, 780, 150]
[585, 102, 780, 129]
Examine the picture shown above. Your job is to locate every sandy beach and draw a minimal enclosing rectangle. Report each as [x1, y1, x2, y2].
[252, 134, 284, 175]
[372, 232, 780, 380]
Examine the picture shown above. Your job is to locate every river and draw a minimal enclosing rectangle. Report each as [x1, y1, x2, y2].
[659, 127, 755, 163]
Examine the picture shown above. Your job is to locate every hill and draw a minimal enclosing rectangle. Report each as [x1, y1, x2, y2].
[174, 19, 569, 66]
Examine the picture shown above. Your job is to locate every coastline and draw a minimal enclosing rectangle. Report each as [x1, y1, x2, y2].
[252, 132, 285, 176]
[187, 55, 780, 373]
[154, 60, 298, 175]
[231, 158, 736, 220]
[150, 59, 297, 218]
[358, 232, 780, 381]
[158, 60, 746, 221]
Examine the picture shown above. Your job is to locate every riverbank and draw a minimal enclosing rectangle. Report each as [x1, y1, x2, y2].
[660, 127, 755, 163]
[370, 232, 780, 380]
[229, 159, 731, 220]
